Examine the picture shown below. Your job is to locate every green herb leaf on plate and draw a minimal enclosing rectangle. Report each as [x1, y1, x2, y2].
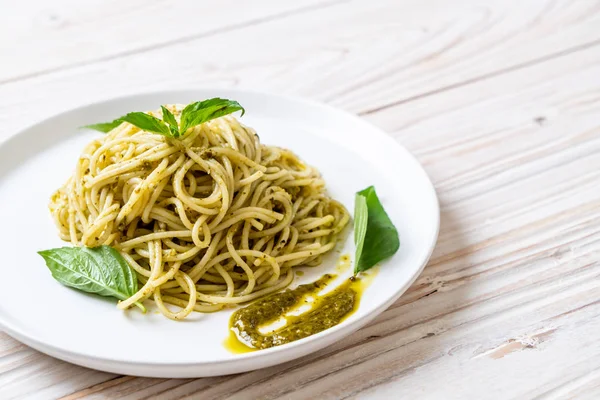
[82, 98, 244, 138]
[180, 98, 245, 134]
[38, 246, 145, 312]
[353, 194, 368, 267]
[82, 119, 125, 133]
[82, 112, 170, 136]
[161, 106, 179, 136]
[120, 112, 171, 136]
[354, 186, 400, 274]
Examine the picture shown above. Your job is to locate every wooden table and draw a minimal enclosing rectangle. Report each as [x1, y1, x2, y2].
[2, 0, 600, 398]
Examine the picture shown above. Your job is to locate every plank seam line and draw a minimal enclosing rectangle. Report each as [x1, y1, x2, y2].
[359, 38, 600, 115]
[58, 375, 132, 400]
[0, 0, 349, 87]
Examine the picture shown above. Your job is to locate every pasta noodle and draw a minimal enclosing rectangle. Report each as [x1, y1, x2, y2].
[49, 105, 349, 320]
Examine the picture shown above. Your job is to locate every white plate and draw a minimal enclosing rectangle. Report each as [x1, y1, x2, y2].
[0, 90, 439, 378]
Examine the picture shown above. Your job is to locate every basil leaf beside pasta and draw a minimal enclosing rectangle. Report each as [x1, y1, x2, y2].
[180, 98, 245, 134]
[354, 186, 400, 274]
[38, 246, 145, 312]
[353, 194, 368, 267]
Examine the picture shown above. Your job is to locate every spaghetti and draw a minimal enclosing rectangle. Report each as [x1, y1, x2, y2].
[49, 105, 349, 320]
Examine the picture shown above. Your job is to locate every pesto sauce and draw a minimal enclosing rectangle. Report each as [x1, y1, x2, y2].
[227, 271, 367, 351]
[224, 254, 378, 353]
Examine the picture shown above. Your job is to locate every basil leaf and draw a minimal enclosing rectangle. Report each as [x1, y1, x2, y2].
[83, 112, 171, 136]
[354, 186, 400, 274]
[161, 106, 179, 136]
[38, 246, 145, 311]
[82, 120, 124, 133]
[354, 194, 368, 267]
[120, 112, 171, 136]
[83, 98, 245, 138]
[180, 98, 245, 134]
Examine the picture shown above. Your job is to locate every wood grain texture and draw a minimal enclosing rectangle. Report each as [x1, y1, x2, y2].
[0, 0, 338, 83]
[1, 0, 600, 137]
[1, 0, 599, 399]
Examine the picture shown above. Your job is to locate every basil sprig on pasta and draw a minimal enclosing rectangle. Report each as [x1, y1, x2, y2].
[38, 246, 146, 312]
[83, 98, 245, 138]
[353, 186, 400, 274]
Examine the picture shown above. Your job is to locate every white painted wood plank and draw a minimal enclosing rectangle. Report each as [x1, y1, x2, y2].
[365, 37, 600, 271]
[0, 0, 334, 83]
[355, 316, 600, 400]
[0, 338, 115, 400]
[0, 0, 599, 138]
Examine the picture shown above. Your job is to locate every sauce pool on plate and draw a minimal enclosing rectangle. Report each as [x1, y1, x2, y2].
[224, 255, 377, 353]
